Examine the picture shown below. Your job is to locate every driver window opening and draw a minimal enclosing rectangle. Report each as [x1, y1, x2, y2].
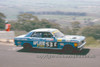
[31, 32, 53, 38]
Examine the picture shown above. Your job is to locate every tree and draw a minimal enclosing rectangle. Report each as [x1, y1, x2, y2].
[11, 13, 61, 32]
[79, 25, 100, 39]
[21, 19, 61, 32]
[17, 13, 39, 23]
[71, 21, 80, 34]
[61, 26, 73, 35]
[0, 13, 6, 29]
[0, 13, 6, 19]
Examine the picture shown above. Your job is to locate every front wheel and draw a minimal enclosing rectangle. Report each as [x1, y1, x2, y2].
[23, 43, 32, 49]
[62, 45, 74, 53]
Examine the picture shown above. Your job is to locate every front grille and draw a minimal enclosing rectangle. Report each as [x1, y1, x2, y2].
[79, 40, 85, 46]
[82, 40, 84, 43]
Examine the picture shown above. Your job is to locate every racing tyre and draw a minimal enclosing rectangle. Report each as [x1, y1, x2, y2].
[23, 43, 32, 49]
[62, 45, 74, 53]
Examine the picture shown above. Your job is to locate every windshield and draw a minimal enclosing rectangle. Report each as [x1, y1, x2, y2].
[52, 30, 64, 38]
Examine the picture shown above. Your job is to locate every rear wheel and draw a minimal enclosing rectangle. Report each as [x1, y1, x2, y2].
[23, 43, 32, 49]
[62, 45, 74, 53]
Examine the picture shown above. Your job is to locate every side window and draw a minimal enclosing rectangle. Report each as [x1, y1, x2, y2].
[31, 32, 42, 37]
[42, 32, 53, 38]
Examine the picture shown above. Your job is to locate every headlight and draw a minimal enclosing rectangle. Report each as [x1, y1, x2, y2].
[74, 43, 78, 47]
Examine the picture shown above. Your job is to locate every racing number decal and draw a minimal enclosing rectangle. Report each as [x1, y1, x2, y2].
[33, 41, 45, 47]
[33, 41, 57, 48]
[38, 41, 45, 47]
[46, 42, 57, 48]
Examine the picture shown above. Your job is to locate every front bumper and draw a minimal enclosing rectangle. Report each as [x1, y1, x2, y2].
[77, 42, 86, 51]
[78, 42, 86, 48]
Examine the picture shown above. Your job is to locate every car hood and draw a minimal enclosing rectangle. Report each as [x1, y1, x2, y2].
[60, 35, 85, 42]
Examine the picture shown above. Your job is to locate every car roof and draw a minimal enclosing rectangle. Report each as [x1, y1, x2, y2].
[30, 28, 58, 32]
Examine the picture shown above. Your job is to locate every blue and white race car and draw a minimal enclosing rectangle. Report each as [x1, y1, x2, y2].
[14, 28, 86, 53]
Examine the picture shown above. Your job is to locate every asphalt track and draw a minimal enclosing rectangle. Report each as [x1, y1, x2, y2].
[0, 43, 100, 67]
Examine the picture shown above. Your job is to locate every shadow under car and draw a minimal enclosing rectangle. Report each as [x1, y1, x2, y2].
[17, 48, 90, 55]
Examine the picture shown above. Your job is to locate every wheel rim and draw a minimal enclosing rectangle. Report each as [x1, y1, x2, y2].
[23, 44, 32, 49]
[63, 46, 73, 53]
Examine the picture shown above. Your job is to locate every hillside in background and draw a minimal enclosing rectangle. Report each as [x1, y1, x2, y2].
[0, 0, 100, 19]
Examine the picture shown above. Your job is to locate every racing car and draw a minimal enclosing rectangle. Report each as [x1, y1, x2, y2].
[14, 28, 86, 53]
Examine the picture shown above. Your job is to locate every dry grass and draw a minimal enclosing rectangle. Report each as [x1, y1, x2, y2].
[85, 37, 100, 48]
